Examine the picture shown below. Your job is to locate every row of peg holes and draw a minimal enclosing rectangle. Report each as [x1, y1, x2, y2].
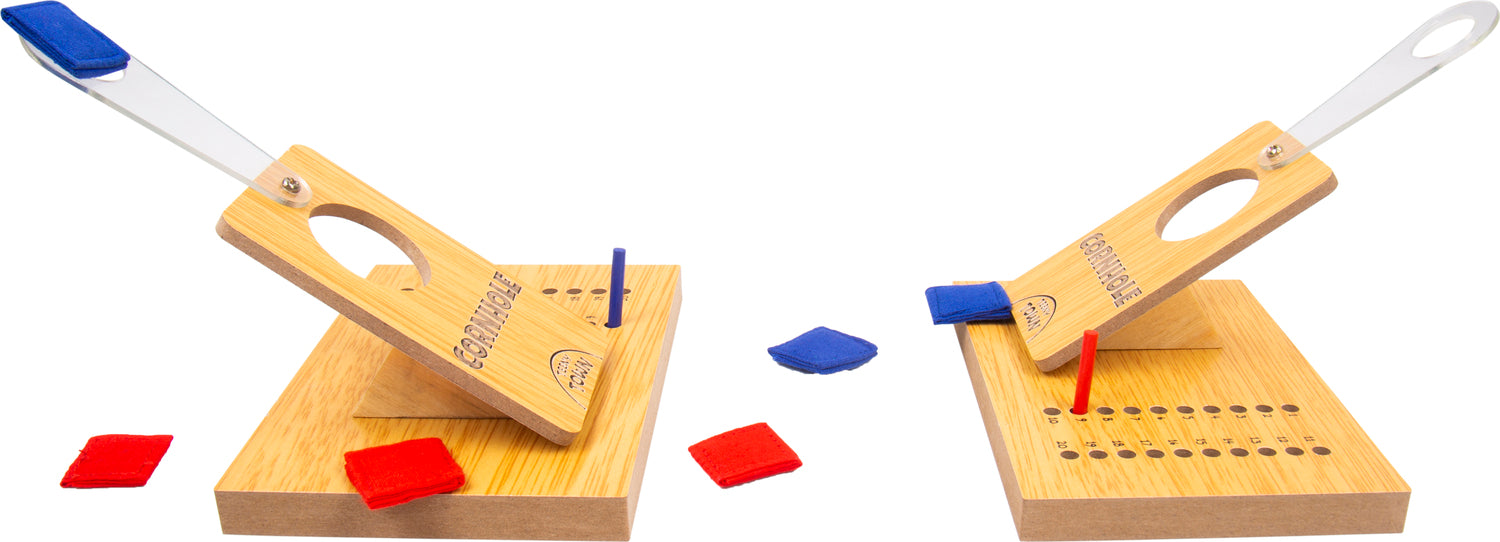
[542, 287, 632, 296]
[1045, 404, 1298, 416]
[1061, 446, 1331, 460]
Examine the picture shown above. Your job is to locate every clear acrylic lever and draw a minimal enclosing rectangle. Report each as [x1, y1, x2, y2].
[1260, 1, 1498, 170]
[16, 37, 311, 207]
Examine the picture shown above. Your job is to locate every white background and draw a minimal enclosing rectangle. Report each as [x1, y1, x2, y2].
[2, 1, 1496, 540]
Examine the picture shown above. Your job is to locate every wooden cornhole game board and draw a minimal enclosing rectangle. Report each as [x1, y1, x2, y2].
[212, 147, 683, 539]
[947, 123, 1407, 540]
[216, 263, 682, 539]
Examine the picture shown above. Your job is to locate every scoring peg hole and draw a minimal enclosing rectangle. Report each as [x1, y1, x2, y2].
[1173, 449, 1193, 458]
[1088, 450, 1108, 459]
[1313, 447, 1332, 456]
[1285, 447, 1305, 456]
[1203, 405, 1221, 414]
[542, 288, 558, 295]
[1043, 407, 1062, 416]
[1145, 449, 1166, 459]
[1060, 451, 1080, 460]
[1229, 405, 1248, 413]
[1096, 407, 1115, 415]
[1117, 450, 1137, 459]
[1156, 170, 1259, 241]
[1258, 447, 1277, 457]
[1176, 406, 1194, 414]
[1123, 406, 1142, 415]
[1202, 448, 1222, 458]
[1256, 405, 1274, 413]
[1149, 406, 1169, 415]
[1230, 448, 1250, 457]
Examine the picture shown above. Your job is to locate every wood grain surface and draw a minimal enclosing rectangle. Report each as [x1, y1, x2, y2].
[1006, 122, 1336, 371]
[957, 280, 1407, 540]
[218, 146, 607, 444]
[1097, 285, 1220, 351]
[216, 264, 681, 540]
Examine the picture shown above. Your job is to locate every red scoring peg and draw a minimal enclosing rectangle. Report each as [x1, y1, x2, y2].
[1071, 330, 1100, 415]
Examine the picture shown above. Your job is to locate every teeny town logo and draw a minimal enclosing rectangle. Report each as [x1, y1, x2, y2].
[551, 350, 604, 408]
[1015, 295, 1056, 343]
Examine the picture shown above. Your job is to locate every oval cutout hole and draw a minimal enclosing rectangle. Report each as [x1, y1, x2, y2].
[309, 204, 432, 287]
[1414, 18, 1475, 57]
[1157, 170, 1258, 241]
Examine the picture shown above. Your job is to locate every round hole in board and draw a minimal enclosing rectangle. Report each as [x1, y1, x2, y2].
[542, 288, 558, 295]
[1096, 407, 1115, 416]
[1173, 449, 1193, 458]
[1149, 406, 1169, 415]
[1229, 405, 1248, 413]
[1155, 169, 1259, 242]
[1123, 406, 1142, 415]
[1042, 407, 1062, 416]
[591, 288, 607, 295]
[1145, 449, 1166, 459]
[1230, 448, 1250, 457]
[308, 204, 432, 287]
[1313, 446, 1332, 456]
[1060, 450, 1079, 460]
[1285, 447, 1305, 456]
[1256, 404, 1274, 413]
[1413, 18, 1476, 58]
[1117, 450, 1137, 459]
[1258, 447, 1277, 456]
[1202, 448, 1222, 458]
[1203, 405, 1222, 414]
[1088, 450, 1108, 459]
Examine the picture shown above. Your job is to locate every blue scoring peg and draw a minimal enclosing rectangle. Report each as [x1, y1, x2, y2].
[605, 248, 625, 328]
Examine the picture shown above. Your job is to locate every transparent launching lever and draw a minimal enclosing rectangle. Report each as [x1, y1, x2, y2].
[1259, 1, 1498, 170]
[8, 3, 309, 206]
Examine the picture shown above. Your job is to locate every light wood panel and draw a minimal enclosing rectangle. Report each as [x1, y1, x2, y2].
[215, 264, 681, 540]
[1097, 286, 1220, 351]
[1007, 122, 1335, 370]
[956, 280, 1407, 540]
[218, 146, 607, 444]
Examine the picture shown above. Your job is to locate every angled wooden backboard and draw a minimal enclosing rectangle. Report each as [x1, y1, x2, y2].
[217, 146, 607, 445]
[1007, 122, 1336, 371]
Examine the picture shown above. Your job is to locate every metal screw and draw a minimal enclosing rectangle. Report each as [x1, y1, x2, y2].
[281, 177, 302, 194]
[1264, 144, 1283, 159]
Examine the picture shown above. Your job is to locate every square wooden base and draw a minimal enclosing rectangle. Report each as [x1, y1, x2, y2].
[956, 280, 1407, 540]
[215, 264, 681, 540]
